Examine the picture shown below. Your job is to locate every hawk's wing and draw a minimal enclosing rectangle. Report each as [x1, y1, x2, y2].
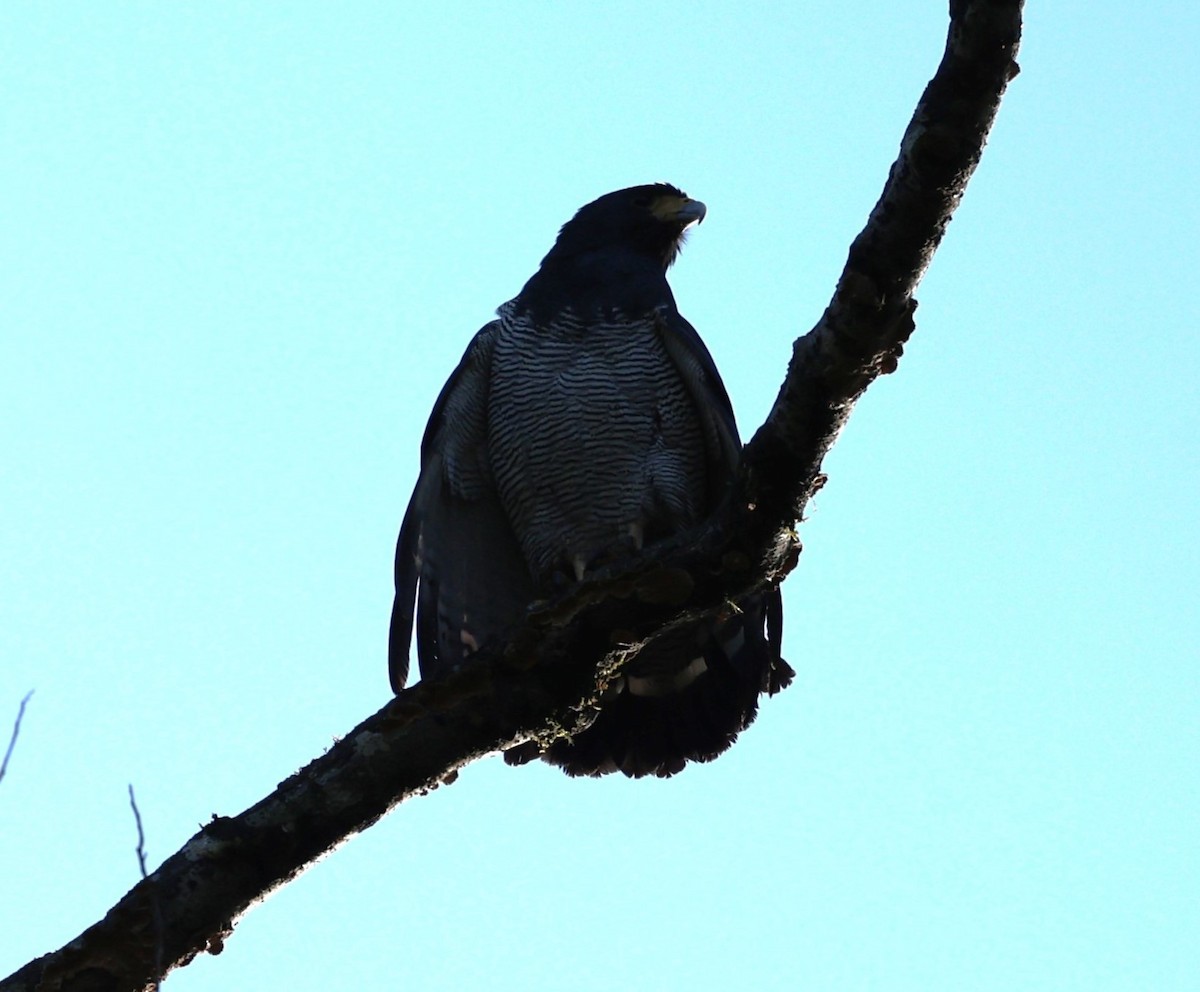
[388, 321, 534, 691]
[655, 308, 742, 492]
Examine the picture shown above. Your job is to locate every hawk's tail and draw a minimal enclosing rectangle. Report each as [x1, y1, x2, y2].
[505, 589, 792, 778]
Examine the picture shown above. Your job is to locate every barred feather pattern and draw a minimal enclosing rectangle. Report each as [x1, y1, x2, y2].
[488, 300, 707, 584]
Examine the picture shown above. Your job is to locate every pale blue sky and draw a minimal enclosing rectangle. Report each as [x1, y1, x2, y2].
[2, 4, 1197, 990]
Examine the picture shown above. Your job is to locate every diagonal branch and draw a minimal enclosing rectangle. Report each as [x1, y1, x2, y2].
[1, 4, 1022, 990]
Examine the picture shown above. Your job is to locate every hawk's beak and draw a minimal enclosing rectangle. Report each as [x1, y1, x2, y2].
[675, 198, 707, 226]
[652, 195, 707, 226]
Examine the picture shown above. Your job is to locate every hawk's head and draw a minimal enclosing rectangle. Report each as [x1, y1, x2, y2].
[546, 183, 706, 271]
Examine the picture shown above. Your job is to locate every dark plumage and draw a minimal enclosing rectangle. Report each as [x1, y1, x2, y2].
[390, 183, 792, 777]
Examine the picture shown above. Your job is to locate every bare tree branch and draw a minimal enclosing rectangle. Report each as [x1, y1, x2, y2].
[1, 4, 1023, 990]
[0, 691, 33, 786]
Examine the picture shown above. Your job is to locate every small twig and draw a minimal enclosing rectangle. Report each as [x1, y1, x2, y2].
[128, 784, 150, 877]
[0, 691, 34, 785]
[128, 785, 163, 992]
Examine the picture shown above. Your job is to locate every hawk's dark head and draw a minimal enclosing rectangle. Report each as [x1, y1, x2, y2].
[543, 183, 706, 271]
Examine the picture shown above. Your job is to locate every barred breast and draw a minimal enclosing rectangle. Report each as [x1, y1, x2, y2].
[487, 303, 706, 586]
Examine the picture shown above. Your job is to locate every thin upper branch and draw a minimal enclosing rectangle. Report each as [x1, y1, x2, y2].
[1, 5, 1022, 990]
[0, 691, 33, 786]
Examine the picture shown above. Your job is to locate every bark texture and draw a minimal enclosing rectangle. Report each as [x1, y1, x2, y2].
[2, 4, 1023, 990]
